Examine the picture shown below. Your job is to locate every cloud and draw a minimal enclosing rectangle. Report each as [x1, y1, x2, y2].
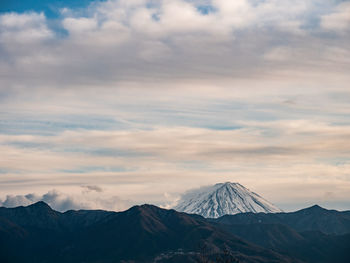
[0, 189, 133, 212]
[82, 185, 103, 193]
[1, 120, 350, 209]
[0, 0, 349, 91]
[321, 2, 350, 32]
[0, 12, 53, 43]
[0, 193, 36, 208]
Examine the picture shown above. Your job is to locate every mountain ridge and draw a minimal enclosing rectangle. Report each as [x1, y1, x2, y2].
[0, 201, 297, 263]
[1, 201, 350, 262]
[215, 204, 350, 235]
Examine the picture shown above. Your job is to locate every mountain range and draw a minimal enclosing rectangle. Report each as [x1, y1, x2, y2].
[1, 201, 350, 263]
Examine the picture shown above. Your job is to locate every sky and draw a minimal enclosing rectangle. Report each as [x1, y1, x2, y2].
[0, 0, 350, 212]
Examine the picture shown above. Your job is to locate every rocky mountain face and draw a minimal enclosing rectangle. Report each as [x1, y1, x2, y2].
[174, 182, 282, 218]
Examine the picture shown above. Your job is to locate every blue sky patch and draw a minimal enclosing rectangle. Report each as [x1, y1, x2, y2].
[0, 0, 106, 18]
[196, 5, 216, 15]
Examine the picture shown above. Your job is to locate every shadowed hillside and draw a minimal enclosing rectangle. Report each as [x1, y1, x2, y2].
[0, 202, 349, 263]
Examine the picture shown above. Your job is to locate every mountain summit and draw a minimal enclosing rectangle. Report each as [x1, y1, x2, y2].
[174, 182, 282, 218]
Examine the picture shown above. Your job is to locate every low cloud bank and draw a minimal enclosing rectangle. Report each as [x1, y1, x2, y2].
[0, 187, 133, 212]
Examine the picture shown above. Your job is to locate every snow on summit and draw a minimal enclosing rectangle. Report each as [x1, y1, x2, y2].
[174, 182, 282, 218]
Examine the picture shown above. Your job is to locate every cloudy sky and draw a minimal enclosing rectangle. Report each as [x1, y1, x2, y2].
[1, 0, 350, 212]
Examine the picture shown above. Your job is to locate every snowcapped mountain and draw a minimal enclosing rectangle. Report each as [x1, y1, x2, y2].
[174, 182, 282, 218]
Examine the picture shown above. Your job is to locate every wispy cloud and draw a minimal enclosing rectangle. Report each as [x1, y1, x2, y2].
[1, 121, 350, 209]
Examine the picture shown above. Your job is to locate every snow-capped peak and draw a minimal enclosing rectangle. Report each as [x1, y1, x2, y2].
[174, 182, 282, 218]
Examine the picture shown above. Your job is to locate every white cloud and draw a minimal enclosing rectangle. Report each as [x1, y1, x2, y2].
[0, 189, 133, 212]
[63, 17, 98, 33]
[321, 2, 350, 32]
[0, 0, 349, 91]
[0, 12, 53, 43]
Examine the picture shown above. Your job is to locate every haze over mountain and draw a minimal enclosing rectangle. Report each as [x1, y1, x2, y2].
[174, 182, 282, 218]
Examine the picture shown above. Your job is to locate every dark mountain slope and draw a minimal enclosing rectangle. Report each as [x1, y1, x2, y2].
[0, 202, 297, 263]
[217, 222, 350, 263]
[1, 202, 349, 263]
[59, 205, 297, 263]
[0, 201, 62, 229]
[218, 223, 305, 249]
[0, 201, 113, 230]
[215, 205, 350, 235]
[61, 208, 114, 229]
